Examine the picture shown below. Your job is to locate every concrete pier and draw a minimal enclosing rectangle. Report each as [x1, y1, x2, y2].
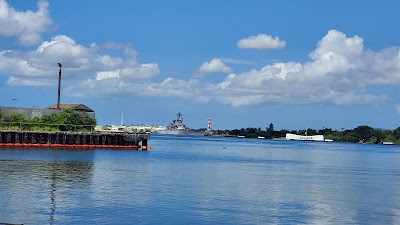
[0, 130, 150, 150]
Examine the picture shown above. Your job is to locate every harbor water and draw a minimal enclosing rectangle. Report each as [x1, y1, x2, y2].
[1, 135, 400, 224]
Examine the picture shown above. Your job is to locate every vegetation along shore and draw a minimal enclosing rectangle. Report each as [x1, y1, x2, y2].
[1, 110, 399, 145]
[213, 123, 400, 144]
[0, 108, 96, 132]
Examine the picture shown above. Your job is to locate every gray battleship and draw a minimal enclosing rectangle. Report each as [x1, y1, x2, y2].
[154, 112, 205, 136]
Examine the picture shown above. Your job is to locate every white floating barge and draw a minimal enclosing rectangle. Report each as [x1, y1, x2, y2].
[285, 133, 325, 142]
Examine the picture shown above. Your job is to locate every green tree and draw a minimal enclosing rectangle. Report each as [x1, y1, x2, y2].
[265, 123, 275, 138]
[268, 123, 274, 131]
[40, 109, 96, 131]
[41, 113, 63, 124]
[3, 112, 26, 122]
[306, 128, 317, 136]
[393, 127, 400, 140]
[318, 128, 333, 135]
[353, 125, 374, 142]
[382, 134, 396, 144]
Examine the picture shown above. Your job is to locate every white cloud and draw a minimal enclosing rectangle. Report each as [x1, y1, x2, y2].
[0, 34, 159, 89]
[96, 55, 123, 68]
[120, 63, 160, 79]
[309, 29, 364, 61]
[65, 76, 193, 99]
[197, 58, 232, 75]
[34, 35, 91, 67]
[0, 0, 52, 45]
[206, 29, 397, 106]
[145, 78, 201, 98]
[94, 64, 160, 81]
[6, 75, 53, 86]
[237, 33, 286, 50]
[2, 29, 400, 109]
[95, 71, 120, 80]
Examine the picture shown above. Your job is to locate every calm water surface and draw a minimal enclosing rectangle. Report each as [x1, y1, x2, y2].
[1, 135, 400, 224]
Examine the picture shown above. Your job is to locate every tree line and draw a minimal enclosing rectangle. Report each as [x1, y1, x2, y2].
[0, 108, 97, 132]
[212, 123, 400, 144]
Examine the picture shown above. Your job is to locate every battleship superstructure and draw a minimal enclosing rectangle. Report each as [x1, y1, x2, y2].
[154, 112, 205, 136]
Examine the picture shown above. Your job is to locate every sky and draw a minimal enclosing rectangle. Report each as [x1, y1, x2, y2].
[1, 0, 400, 131]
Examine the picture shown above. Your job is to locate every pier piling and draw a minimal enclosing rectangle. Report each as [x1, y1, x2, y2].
[0, 131, 150, 150]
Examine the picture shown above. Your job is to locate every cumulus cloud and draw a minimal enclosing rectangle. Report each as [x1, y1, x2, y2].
[2, 29, 400, 108]
[196, 58, 232, 75]
[0, 34, 159, 87]
[65, 76, 198, 99]
[0, 0, 52, 45]
[55, 30, 400, 107]
[7, 75, 53, 86]
[35, 35, 92, 67]
[145, 78, 201, 98]
[210, 29, 394, 106]
[94, 64, 160, 81]
[237, 33, 286, 50]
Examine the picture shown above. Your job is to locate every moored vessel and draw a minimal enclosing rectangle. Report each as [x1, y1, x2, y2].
[154, 112, 205, 136]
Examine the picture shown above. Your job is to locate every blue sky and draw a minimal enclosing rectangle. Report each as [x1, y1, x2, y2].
[1, 0, 400, 130]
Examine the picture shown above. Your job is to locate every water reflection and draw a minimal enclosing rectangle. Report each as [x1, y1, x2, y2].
[151, 137, 400, 224]
[1, 139, 400, 224]
[0, 148, 94, 224]
[47, 160, 93, 225]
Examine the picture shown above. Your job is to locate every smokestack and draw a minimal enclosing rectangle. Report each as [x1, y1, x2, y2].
[57, 63, 62, 110]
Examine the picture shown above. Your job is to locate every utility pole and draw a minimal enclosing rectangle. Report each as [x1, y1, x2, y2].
[57, 63, 62, 110]
[12, 98, 17, 107]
